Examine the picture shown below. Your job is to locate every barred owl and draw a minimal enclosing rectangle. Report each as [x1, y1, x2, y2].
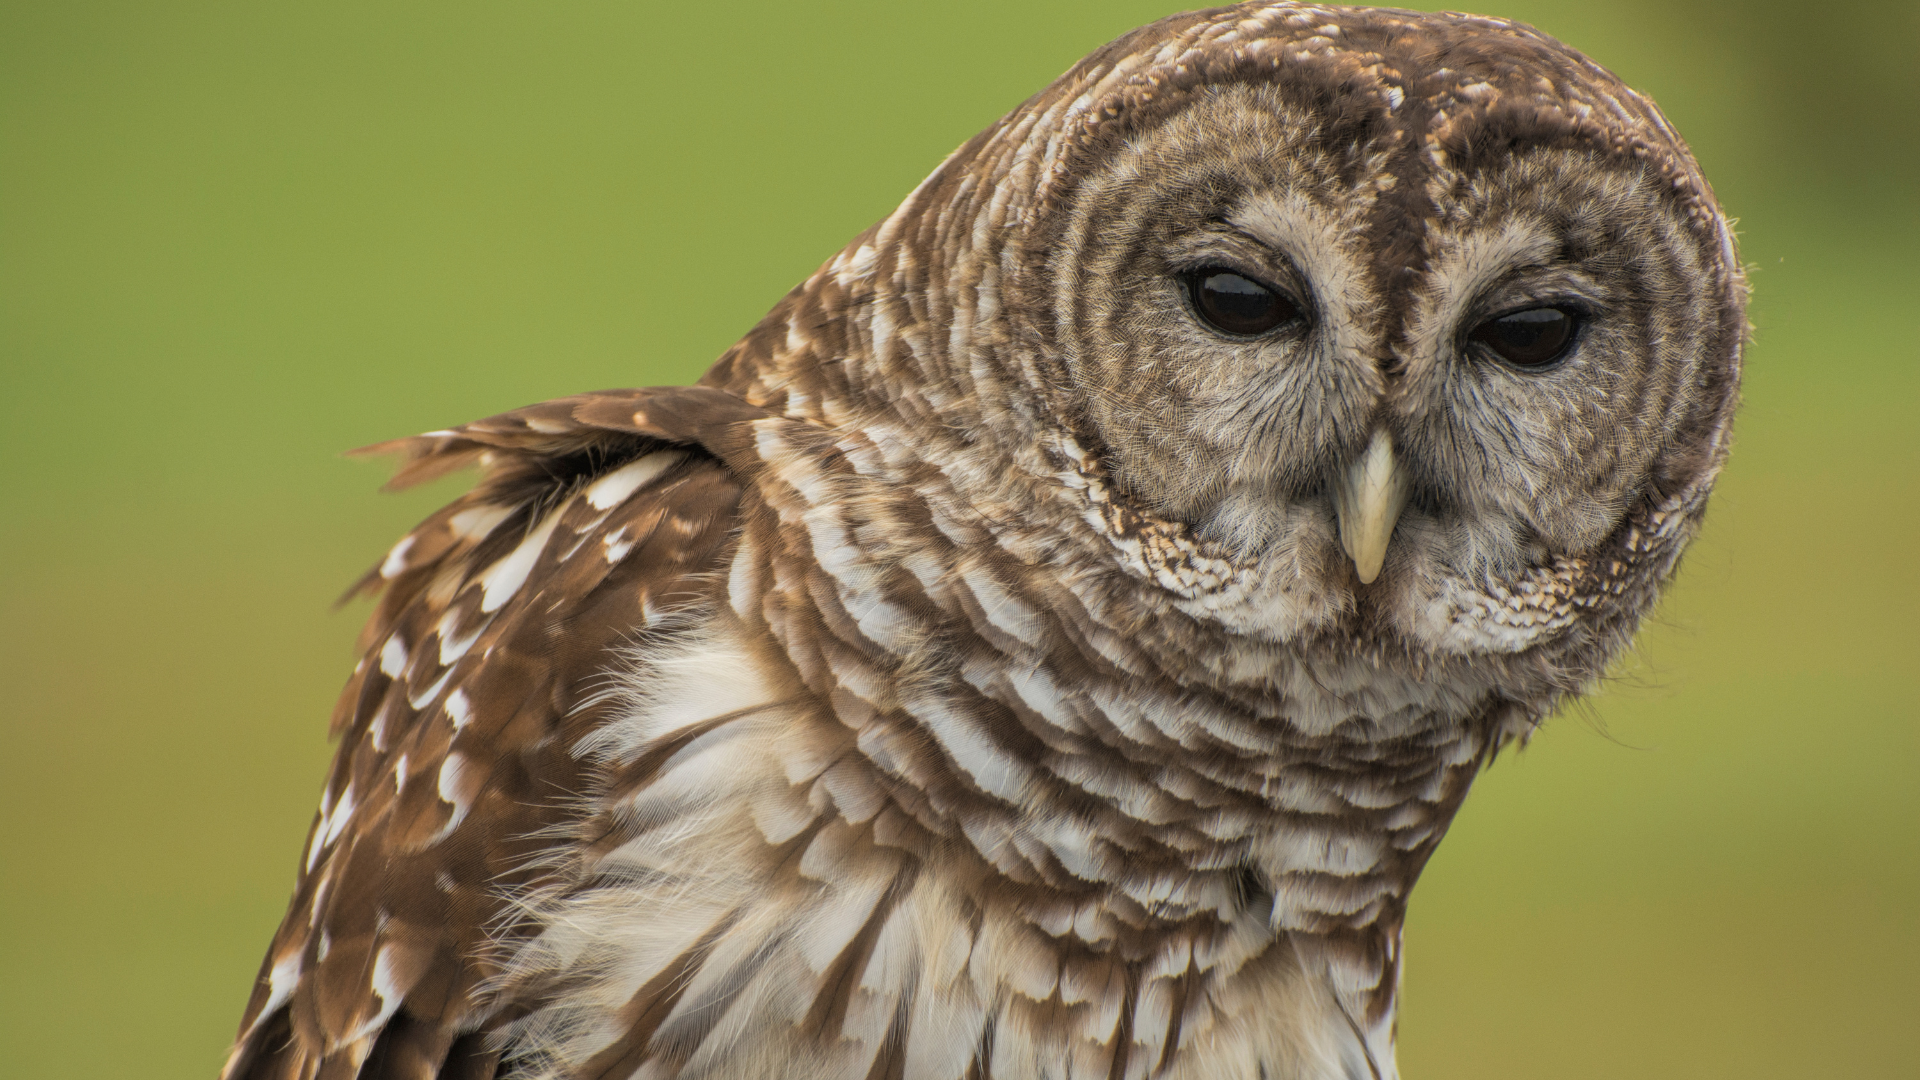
[225, 5, 1744, 1079]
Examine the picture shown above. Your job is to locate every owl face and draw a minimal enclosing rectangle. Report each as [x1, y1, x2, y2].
[1037, 81, 1730, 651]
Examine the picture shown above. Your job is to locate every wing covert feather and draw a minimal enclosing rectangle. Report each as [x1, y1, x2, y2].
[225, 387, 768, 1080]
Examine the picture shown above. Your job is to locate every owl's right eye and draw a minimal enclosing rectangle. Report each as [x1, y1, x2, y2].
[1186, 268, 1302, 337]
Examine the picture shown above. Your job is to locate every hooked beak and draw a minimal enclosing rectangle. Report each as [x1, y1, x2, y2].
[1331, 429, 1409, 585]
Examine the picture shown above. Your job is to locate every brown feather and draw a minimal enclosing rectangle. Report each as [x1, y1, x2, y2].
[228, 5, 1744, 1078]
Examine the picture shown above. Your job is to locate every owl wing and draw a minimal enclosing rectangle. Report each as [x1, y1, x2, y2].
[225, 387, 772, 1080]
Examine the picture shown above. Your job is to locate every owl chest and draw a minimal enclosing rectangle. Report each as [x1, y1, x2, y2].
[495, 611, 1469, 1079]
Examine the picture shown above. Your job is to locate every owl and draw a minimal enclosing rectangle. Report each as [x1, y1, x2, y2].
[224, 4, 1745, 1079]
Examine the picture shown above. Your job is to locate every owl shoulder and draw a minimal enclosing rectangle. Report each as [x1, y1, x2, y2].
[224, 386, 770, 1079]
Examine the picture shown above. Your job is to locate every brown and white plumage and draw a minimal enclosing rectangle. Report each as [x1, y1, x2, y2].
[226, 5, 1746, 1079]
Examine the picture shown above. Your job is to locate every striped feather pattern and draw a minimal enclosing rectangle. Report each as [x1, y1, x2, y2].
[227, 4, 1745, 1079]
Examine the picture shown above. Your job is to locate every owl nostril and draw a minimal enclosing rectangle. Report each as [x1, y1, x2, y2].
[1363, 348, 1406, 376]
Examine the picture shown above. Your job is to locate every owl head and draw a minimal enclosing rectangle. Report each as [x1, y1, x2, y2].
[707, 2, 1744, 690]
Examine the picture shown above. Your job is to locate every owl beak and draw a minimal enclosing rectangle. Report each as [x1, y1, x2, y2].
[1332, 429, 1410, 585]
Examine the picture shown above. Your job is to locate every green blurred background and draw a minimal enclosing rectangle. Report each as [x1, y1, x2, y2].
[3, 1, 1914, 1076]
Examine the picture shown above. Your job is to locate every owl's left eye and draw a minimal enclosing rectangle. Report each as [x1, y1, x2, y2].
[1469, 306, 1581, 368]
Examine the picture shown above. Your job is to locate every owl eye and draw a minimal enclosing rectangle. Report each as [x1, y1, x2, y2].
[1469, 306, 1580, 368]
[1186, 268, 1302, 337]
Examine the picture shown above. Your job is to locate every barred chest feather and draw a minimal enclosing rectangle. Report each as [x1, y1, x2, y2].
[492, 480, 1498, 1080]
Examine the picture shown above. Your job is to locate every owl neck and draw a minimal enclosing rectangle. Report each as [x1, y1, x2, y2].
[716, 394, 1504, 1065]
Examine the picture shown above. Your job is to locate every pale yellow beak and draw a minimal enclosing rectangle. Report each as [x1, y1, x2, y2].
[1331, 428, 1409, 585]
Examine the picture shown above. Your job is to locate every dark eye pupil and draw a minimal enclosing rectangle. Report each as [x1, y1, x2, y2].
[1470, 307, 1577, 367]
[1190, 269, 1299, 336]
